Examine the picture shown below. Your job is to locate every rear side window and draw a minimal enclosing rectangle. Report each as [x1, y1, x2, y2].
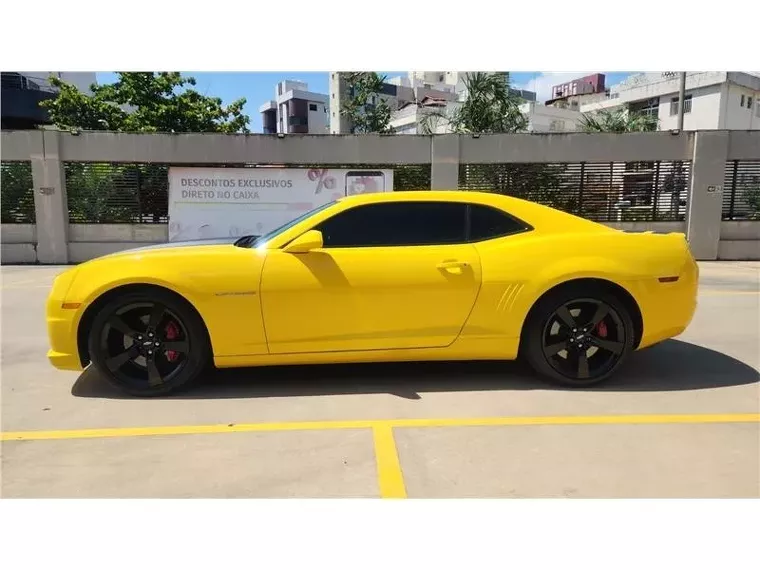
[317, 202, 467, 247]
[468, 204, 530, 242]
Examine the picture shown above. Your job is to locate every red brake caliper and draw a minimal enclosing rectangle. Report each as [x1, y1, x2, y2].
[165, 321, 180, 362]
[596, 320, 608, 338]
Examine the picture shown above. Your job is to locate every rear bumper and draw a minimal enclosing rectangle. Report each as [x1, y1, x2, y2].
[636, 256, 699, 349]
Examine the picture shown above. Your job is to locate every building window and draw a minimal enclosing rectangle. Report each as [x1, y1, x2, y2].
[740, 94, 745, 107]
[288, 116, 308, 126]
[672, 94, 693, 115]
[309, 103, 318, 111]
[756, 102, 760, 118]
[630, 97, 660, 119]
[748, 96, 753, 109]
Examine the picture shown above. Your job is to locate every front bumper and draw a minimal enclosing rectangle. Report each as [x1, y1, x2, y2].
[46, 268, 85, 372]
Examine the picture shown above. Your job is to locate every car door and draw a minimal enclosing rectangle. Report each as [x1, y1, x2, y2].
[259, 201, 483, 354]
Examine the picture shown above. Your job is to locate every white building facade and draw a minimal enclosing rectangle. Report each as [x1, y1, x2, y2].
[519, 102, 584, 132]
[581, 72, 760, 131]
[259, 80, 329, 134]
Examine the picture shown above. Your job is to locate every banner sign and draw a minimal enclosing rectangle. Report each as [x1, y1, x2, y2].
[167, 167, 393, 241]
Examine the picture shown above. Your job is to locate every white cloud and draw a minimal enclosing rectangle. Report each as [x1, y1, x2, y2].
[515, 72, 597, 102]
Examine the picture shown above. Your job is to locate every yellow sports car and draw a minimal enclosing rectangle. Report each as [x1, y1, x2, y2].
[46, 190, 698, 396]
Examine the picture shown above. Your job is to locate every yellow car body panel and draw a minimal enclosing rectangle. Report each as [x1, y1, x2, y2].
[45, 190, 698, 374]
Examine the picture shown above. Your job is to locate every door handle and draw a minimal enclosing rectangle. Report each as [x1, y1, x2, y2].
[437, 260, 469, 274]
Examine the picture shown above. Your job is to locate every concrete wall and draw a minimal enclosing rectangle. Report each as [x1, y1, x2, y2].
[1, 224, 37, 263]
[67, 224, 168, 263]
[1, 129, 758, 264]
[718, 221, 760, 260]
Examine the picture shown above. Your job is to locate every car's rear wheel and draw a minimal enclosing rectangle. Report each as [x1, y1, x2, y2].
[87, 290, 210, 397]
[522, 286, 635, 387]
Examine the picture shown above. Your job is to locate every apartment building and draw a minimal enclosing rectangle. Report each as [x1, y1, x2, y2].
[330, 71, 536, 134]
[519, 101, 585, 132]
[580, 72, 760, 130]
[259, 80, 329, 134]
[1, 72, 97, 129]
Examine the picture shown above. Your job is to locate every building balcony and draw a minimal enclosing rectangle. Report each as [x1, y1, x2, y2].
[1, 72, 56, 129]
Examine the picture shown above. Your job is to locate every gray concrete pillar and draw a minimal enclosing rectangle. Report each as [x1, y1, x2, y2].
[31, 131, 69, 264]
[685, 131, 727, 261]
[431, 135, 460, 190]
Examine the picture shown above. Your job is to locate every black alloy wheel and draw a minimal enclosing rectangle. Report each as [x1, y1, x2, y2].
[523, 287, 635, 387]
[87, 290, 210, 396]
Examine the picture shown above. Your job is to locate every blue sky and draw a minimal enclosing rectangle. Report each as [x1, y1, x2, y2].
[96, 71, 635, 132]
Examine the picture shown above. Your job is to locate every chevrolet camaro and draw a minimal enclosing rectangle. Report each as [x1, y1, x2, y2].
[46, 190, 698, 396]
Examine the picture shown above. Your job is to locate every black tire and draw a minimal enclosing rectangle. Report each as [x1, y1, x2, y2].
[87, 289, 211, 397]
[521, 284, 635, 387]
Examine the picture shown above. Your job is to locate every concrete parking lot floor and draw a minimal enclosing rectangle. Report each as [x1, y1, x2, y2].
[1, 262, 758, 498]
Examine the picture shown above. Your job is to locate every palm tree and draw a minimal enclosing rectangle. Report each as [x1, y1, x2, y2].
[419, 73, 570, 208]
[419, 72, 527, 134]
[580, 108, 658, 133]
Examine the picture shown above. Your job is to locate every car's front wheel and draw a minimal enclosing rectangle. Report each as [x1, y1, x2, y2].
[522, 285, 635, 387]
[87, 289, 211, 397]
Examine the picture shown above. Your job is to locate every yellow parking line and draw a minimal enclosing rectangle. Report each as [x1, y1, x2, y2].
[4, 413, 757, 500]
[2, 413, 757, 442]
[0, 419, 372, 441]
[372, 425, 407, 499]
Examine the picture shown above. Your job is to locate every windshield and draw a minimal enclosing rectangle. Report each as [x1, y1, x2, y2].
[238, 200, 337, 249]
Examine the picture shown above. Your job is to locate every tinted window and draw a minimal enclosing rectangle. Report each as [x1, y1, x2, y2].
[468, 204, 529, 242]
[317, 202, 467, 248]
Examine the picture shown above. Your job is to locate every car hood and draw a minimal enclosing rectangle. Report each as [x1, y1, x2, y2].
[84, 236, 256, 264]
[124, 237, 244, 252]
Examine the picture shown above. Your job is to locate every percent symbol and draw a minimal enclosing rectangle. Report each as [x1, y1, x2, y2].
[308, 168, 336, 194]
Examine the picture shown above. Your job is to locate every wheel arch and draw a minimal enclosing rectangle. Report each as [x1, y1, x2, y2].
[519, 277, 644, 352]
[76, 283, 213, 368]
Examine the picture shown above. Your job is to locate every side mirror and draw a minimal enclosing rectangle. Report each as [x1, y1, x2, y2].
[283, 230, 323, 253]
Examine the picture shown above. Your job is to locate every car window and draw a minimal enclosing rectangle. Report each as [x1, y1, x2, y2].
[249, 201, 336, 248]
[468, 204, 530, 242]
[316, 202, 467, 248]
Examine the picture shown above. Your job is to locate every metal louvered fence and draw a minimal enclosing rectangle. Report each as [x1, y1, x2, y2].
[2, 129, 758, 265]
[63, 163, 433, 223]
[62, 159, 695, 225]
[459, 160, 691, 222]
[1, 161, 36, 223]
[723, 160, 760, 221]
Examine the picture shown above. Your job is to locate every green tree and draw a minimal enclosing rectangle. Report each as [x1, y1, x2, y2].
[580, 108, 658, 133]
[0, 162, 35, 223]
[419, 73, 570, 209]
[743, 186, 760, 220]
[419, 72, 527, 134]
[340, 72, 392, 134]
[40, 72, 250, 133]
